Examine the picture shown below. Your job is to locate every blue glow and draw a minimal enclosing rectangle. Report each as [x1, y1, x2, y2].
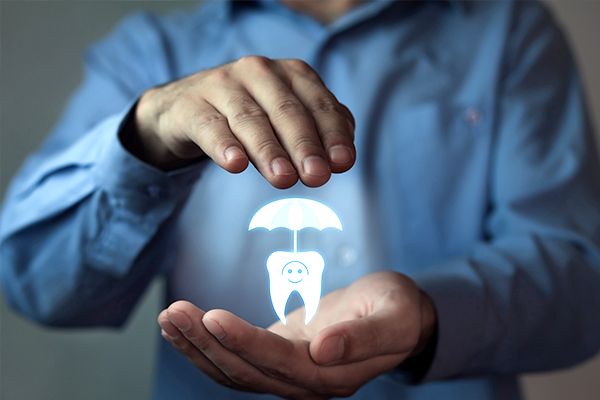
[249, 198, 343, 324]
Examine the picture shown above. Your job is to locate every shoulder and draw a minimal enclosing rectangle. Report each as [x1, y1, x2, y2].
[501, 1, 567, 57]
[501, 0, 572, 80]
[83, 2, 229, 88]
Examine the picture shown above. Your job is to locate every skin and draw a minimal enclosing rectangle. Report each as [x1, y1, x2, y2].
[128, 57, 356, 189]
[141, 1, 438, 397]
[281, 0, 365, 24]
[158, 272, 437, 399]
[125, 1, 364, 188]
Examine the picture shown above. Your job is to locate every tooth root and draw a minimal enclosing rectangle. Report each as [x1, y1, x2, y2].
[301, 285, 320, 325]
[299, 252, 325, 325]
[269, 275, 290, 325]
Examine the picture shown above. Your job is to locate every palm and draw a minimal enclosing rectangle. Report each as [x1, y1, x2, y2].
[158, 271, 434, 398]
[268, 271, 422, 360]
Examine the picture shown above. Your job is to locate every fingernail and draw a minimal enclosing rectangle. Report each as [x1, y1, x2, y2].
[161, 329, 178, 341]
[167, 310, 191, 332]
[302, 155, 330, 177]
[160, 322, 181, 339]
[271, 157, 296, 176]
[224, 146, 245, 162]
[328, 145, 353, 165]
[319, 335, 345, 365]
[203, 317, 226, 340]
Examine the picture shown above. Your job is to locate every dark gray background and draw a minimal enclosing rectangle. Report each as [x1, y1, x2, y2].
[1, 1, 599, 399]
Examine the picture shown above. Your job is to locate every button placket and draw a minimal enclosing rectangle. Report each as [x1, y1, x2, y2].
[145, 184, 164, 199]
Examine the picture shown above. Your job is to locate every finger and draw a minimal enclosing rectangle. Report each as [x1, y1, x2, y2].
[180, 100, 249, 173]
[234, 56, 331, 187]
[167, 302, 313, 398]
[203, 72, 298, 189]
[339, 103, 356, 131]
[309, 306, 416, 366]
[157, 309, 236, 389]
[283, 59, 356, 173]
[204, 309, 403, 397]
[203, 309, 309, 382]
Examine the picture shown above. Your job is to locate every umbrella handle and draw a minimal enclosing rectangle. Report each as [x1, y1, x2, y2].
[293, 229, 298, 253]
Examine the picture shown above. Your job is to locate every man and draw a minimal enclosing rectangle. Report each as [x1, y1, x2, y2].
[1, 0, 599, 399]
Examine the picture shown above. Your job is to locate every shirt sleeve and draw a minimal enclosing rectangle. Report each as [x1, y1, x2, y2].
[410, 3, 600, 380]
[0, 12, 204, 327]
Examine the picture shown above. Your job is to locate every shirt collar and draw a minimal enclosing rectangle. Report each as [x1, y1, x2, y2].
[223, 0, 462, 21]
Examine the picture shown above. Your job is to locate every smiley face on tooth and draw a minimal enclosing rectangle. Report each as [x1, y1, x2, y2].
[282, 261, 308, 284]
[267, 251, 325, 324]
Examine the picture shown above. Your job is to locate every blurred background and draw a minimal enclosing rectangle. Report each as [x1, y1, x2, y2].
[1, 1, 599, 399]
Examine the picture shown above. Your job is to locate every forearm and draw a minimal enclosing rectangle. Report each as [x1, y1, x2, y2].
[0, 110, 203, 326]
[413, 229, 600, 380]
[413, 1, 600, 380]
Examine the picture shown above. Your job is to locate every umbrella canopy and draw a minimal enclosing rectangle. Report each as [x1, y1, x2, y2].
[249, 198, 342, 231]
[249, 198, 342, 252]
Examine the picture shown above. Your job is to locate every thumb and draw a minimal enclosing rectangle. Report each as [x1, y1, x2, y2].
[309, 306, 418, 366]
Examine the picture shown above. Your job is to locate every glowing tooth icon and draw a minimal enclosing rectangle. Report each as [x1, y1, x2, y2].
[249, 198, 342, 324]
[267, 251, 324, 324]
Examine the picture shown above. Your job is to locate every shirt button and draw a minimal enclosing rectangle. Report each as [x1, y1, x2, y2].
[337, 244, 358, 268]
[145, 184, 164, 199]
[464, 107, 482, 125]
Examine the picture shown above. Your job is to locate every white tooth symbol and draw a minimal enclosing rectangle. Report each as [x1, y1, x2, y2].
[266, 251, 325, 324]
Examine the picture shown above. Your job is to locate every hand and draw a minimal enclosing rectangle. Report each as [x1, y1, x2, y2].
[269, 271, 437, 365]
[127, 56, 356, 188]
[157, 272, 437, 399]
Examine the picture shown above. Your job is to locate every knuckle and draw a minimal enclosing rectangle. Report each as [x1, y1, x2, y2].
[237, 55, 272, 72]
[287, 58, 315, 75]
[172, 94, 198, 117]
[272, 98, 305, 119]
[207, 67, 230, 84]
[191, 112, 227, 131]
[254, 137, 281, 158]
[190, 333, 212, 352]
[291, 136, 320, 154]
[320, 130, 349, 144]
[310, 96, 340, 114]
[227, 97, 266, 124]
[340, 103, 356, 128]
[232, 108, 267, 126]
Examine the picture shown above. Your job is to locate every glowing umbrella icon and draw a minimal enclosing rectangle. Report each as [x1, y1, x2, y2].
[249, 198, 343, 324]
[248, 198, 342, 252]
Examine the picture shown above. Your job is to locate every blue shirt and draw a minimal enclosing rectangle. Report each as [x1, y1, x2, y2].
[2, 1, 600, 399]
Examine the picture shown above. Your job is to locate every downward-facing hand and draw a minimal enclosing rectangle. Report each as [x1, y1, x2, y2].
[128, 56, 355, 188]
[157, 271, 437, 399]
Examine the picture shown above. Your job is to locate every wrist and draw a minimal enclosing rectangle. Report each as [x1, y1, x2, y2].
[121, 90, 201, 171]
[411, 289, 438, 357]
[394, 289, 438, 382]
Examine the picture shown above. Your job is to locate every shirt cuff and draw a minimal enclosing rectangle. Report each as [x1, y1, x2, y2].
[93, 104, 206, 209]
[410, 259, 489, 382]
[88, 104, 207, 276]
